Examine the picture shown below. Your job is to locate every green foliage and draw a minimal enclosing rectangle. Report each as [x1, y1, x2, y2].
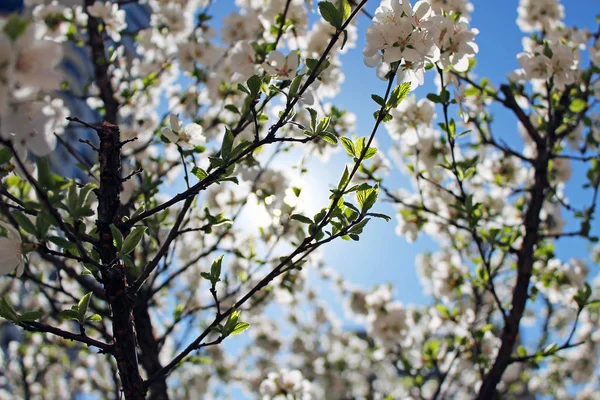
[120, 226, 147, 256]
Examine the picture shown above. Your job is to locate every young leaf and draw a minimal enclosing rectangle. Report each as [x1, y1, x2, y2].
[371, 94, 385, 106]
[246, 75, 262, 96]
[387, 82, 411, 109]
[120, 226, 147, 255]
[221, 128, 234, 160]
[223, 309, 241, 336]
[19, 310, 43, 322]
[77, 292, 93, 322]
[363, 147, 377, 160]
[211, 255, 224, 284]
[230, 321, 250, 336]
[110, 224, 123, 251]
[319, 1, 342, 29]
[87, 314, 102, 322]
[59, 309, 81, 321]
[340, 137, 355, 157]
[13, 211, 37, 237]
[290, 214, 313, 224]
[338, 0, 351, 21]
[191, 166, 208, 180]
[306, 107, 318, 132]
[569, 98, 586, 113]
[316, 116, 331, 133]
[318, 131, 338, 145]
[356, 186, 378, 213]
[0, 297, 20, 323]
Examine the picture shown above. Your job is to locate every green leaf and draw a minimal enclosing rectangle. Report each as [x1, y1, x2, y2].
[306, 107, 318, 132]
[426, 93, 442, 103]
[290, 214, 313, 224]
[87, 313, 102, 322]
[349, 218, 370, 234]
[12, 211, 37, 237]
[0, 147, 12, 164]
[288, 74, 304, 99]
[19, 310, 43, 322]
[246, 75, 262, 96]
[367, 212, 391, 222]
[191, 166, 208, 180]
[230, 321, 250, 336]
[230, 140, 253, 160]
[224, 104, 240, 114]
[210, 255, 223, 283]
[36, 157, 53, 189]
[318, 131, 338, 145]
[354, 137, 365, 158]
[47, 236, 77, 251]
[0, 297, 20, 323]
[120, 226, 147, 255]
[371, 94, 385, 106]
[316, 116, 331, 133]
[77, 292, 92, 322]
[448, 118, 456, 138]
[569, 98, 586, 113]
[201, 272, 213, 281]
[340, 0, 351, 20]
[237, 84, 250, 95]
[221, 128, 234, 160]
[305, 57, 331, 77]
[363, 147, 377, 160]
[356, 186, 378, 213]
[319, 1, 342, 29]
[67, 181, 78, 212]
[59, 309, 81, 321]
[338, 166, 350, 190]
[373, 109, 392, 122]
[110, 224, 123, 251]
[78, 184, 96, 209]
[340, 137, 355, 157]
[387, 82, 411, 109]
[341, 29, 348, 51]
[223, 309, 241, 336]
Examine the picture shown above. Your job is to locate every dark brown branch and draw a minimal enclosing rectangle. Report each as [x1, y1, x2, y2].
[133, 293, 168, 400]
[477, 126, 550, 400]
[21, 321, 111, 351]
[94, 121, 145, 400]
[85, 0, 119, 124]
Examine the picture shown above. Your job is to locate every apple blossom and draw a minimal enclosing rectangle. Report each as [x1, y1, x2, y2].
[162, 113, 205, 150]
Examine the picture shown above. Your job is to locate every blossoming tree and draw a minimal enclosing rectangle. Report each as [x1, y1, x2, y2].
[0, 0, 599, 399]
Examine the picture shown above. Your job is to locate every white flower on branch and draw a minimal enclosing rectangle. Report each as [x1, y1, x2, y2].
[162, 114, 205, 150]
[262, 51, 299, 80]
[87, 1, 127, 42]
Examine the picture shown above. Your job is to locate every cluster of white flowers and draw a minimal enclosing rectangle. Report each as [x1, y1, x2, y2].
[517, 0, 564, 33]
[259, 369, 313, 400]
[363, 0, 479, 89]
[516, 38, 580, 90]
[86, 1, 126, 41]
[0, 18, 68, 157]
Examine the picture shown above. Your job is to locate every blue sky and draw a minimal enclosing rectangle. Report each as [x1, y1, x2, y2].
[202, 0, 600, 310]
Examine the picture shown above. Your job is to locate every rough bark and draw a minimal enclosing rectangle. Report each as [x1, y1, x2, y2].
[134, 293, 169, 400]
[476, 146, 550, 399]
[96, 122, 145, 400]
